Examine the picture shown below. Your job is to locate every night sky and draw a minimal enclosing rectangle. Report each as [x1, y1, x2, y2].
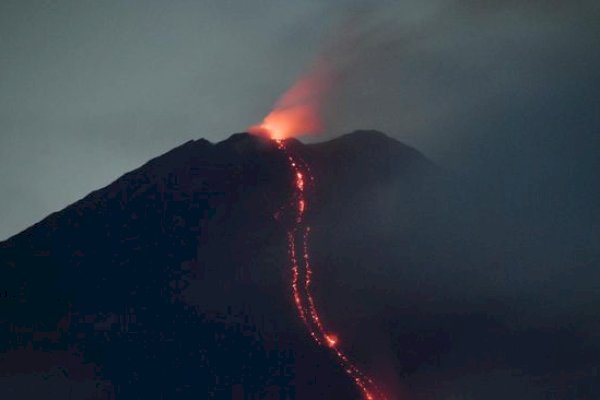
[1, 1, 598, 240]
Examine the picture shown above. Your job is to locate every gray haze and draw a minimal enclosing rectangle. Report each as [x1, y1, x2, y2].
[1, 0, 599, 246]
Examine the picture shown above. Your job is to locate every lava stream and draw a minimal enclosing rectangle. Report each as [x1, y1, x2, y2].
[275, 139, 386, 400]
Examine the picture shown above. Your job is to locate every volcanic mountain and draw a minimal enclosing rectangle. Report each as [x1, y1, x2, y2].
[0, 131, 447, 399]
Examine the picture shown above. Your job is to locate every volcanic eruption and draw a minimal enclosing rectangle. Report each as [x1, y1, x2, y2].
[0, 47, 441, 400]
[0, 126, 442, 399]
[249, 60, 334, 141]
[249, 63, 387, 400]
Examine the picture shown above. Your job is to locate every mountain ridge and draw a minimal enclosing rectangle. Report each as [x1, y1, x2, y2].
[1, 130, 433, 245]
[0, 129, 440, 399]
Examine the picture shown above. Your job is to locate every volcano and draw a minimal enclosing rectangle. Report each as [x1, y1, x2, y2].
[0, 131, 443, 399]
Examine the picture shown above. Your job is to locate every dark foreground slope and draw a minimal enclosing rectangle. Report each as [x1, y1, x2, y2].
[0, 131, 438, 399]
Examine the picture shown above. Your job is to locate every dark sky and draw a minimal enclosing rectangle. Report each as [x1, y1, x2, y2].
[1, 0, 599, 241]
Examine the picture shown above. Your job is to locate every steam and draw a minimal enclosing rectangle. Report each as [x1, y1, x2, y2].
[247, 9, 387, 140]
[248, 59, 337, 140]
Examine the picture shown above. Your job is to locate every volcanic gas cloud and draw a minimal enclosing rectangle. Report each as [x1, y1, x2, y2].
[249, 61, 334, 140]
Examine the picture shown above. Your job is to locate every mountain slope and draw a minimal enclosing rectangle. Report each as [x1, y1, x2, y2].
[0, 131, 439, 399]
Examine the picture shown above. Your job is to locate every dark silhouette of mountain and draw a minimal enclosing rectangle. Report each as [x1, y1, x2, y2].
[5, 130, 597, 399]
[0, 131, 440, 399]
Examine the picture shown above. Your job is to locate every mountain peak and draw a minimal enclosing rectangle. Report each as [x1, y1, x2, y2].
[343, 129, 391, 139]
[329, 129, 409, 149]
[0, 128, 443, 399]
[214, 129, 396, 151]
[216, 132, 286, 156]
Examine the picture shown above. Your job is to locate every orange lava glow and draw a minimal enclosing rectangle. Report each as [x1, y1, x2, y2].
[274, 139, 388, 400]
[325, 334, 338, 348]
[249, 63, 333, 140]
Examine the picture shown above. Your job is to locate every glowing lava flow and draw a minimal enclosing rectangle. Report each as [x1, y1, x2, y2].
[274, 139, 387, 400]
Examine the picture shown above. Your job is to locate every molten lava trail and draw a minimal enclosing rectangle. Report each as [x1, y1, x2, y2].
[275, 139, 386, 400]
